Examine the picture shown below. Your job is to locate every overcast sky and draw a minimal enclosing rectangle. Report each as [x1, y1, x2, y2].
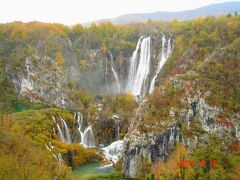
[0, 0, 236, 25]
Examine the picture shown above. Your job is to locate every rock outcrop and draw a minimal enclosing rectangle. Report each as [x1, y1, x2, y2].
[122, 88, 240, 178]
[7, 53, 74, 109]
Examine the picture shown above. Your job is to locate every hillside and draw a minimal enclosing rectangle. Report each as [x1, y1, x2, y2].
[86, 1, 240, 25]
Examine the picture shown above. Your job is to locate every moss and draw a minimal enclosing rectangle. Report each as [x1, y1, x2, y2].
[53, 142, 101, 167]
[113, 158, 123, 172]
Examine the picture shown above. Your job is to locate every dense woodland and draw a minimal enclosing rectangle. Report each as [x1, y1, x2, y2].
[0, 14, 240, 179]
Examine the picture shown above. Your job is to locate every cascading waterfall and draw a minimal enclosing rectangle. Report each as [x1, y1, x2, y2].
[110, 65, 121, 93]
[55, 117, 71, 144]
[61, 118, 71, 143]
[75, 112, 83, 134]
[57, 124, 65, 142]
[54, 113, 95, 147]
[149, 35, 172, 93]
[107, 51, 121, 93]
[115, 119, 120, 141]
[81, 126, 95, 148]
[126, 36, 144, 92]
[126, 36, 151, 97]
[74, 112, 95, 148]
[126, 34, 172, 97]
[53, 112, 124, 169]
[104, 60, 110, 92]
[102, 140, 123, 164]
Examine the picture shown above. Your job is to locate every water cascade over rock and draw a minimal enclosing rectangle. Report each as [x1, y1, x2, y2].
[108, 51, 121, 93]
[81, 126, 95, 148]
[102, 140, 123, 164]
[54, 112, 95, 148]
[126, 37, 144, 93]
[104, 51, 121, 94]
[74, 112, 96, 148]
[125, 34, 172, 98]
[61, 118, 71, 144]
[126, 36, 151, 97]
[149, 35, 172, 93]
[54, 117, 72, 144]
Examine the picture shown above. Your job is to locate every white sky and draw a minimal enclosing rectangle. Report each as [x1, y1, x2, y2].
[0, 0, 236, 25]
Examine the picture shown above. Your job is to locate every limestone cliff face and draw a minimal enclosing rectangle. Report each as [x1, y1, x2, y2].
[122, 100, 181, 178]
[62, 39, 81, 84]
[7, 53, 74, 109]
[122, 82, 240, 178]
[78, 49, 128, 95]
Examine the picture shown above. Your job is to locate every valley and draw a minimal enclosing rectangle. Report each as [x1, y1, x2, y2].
[0, 13, 240, 180]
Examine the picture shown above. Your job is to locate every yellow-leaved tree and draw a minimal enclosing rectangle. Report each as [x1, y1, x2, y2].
[55, 51, 64, 67]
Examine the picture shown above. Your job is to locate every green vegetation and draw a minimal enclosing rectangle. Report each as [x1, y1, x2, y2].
[151, 139, 240, 180]
[93, 93, 137, 144]
[0, 112, 72, 180]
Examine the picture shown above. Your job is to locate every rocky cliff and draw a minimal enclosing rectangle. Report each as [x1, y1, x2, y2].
[122, 48, 240, 178]
[6, 53, 74, 109]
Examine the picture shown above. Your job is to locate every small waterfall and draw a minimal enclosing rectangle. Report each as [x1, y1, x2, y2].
[115, 119, 120, 141]
[74, 112, 95, 148]
[57, 124, 65, 142]
[149, 35, 172, 93]
[110, 64, 121, 93]
[81, 126, 95, 148]
[75, 112, 83, 131]
[102, 140, 123, 164]
[104, 60, 110, 92]
[61, 118, 71, 144]
[52, 116, 56, 124]
[108, 51, 121, 93]
[55, 117, 71, 144]
[126, 36, 151, 97]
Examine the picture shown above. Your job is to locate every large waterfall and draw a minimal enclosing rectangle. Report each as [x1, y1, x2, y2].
[126, 36, 151, 97]
[149, 35, 172, 93]
[126, 37, 144, 92]
[126, 34, 172, 97]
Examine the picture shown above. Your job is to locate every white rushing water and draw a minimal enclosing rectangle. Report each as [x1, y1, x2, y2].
[102, 140, 123, 164]
[149, 35, 172, 93]
[108, 51, 121, 93]
[126, 36, 144, 92]
[126, 35, 172, 97]
[57, 124, 65, 142]
[81, 126, 95, 148]
[115, 120, 120, 141]
[61, 118, 71, 144]
[54, 112, 95, 147]
[126, 36, 151, 97]
[53, 112, 124, 169]
[74, 112, 95, 148]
